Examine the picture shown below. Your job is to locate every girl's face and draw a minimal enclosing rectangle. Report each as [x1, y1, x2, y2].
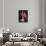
[21, 12, 26, 18]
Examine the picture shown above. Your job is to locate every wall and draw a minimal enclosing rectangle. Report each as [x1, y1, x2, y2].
[0, 0, 3, 33]
[42, 0, 46, 37]
[0, 0, 3, 28]
[4, 0, 42, 32]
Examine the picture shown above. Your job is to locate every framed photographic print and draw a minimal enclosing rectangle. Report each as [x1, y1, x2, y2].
[19, 10, 28, 23]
